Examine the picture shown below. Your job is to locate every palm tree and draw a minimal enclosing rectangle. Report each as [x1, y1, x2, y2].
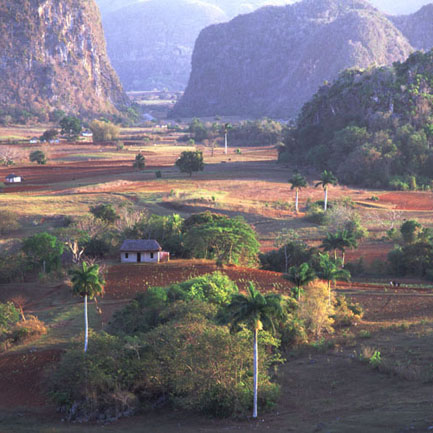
[336, 230, 358, 266]
[223, 123, 232, 155]
[289, 172, 307, 213]
[317, 253, 350, 304]
[320, 232, 341, 261]
[315, 170, 338, 211]
[69, 262, 105, 353]
[283, 262, 316, 300]
[133, 153, 145, 170]
[224, 283, 284, 419]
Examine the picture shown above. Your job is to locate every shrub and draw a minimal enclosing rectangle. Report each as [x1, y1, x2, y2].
[298, 281, 335, 338]
[155, 170, 162, 178]
[11, 316, 47, 343]
[89, 120, 120, 142]
[89, 204, 118, 224]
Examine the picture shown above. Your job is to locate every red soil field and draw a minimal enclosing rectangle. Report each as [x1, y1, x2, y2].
[0, 349, 61, 409]
[379, 191, 433, 211]
[105, 261, 292, 300]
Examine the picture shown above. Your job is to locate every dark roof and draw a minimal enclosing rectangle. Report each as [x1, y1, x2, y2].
[120, 239, 162, 252]
[6, 174, 20, 178]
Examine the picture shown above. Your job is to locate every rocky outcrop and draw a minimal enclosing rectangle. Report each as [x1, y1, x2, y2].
[101, 0, 227, 92]
[0, 0, 128, 116]
[390, 4, 433, 51]
[172, 0, 414, 119]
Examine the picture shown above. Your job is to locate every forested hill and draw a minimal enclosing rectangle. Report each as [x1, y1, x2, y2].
[390, 4, 433, 52]
[0, 0, 128, 118]
[172, 0, 413, 119]
[281, 49, 433, 189]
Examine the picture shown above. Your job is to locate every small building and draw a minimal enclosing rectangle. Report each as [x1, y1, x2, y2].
[29, 137, 39, 144]
[5, 174, 22, 183]
[120, 239, 169, 263]
[82, 131, 93, 137]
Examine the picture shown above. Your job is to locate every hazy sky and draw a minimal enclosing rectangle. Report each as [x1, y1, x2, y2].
[370, 0, 432, 15]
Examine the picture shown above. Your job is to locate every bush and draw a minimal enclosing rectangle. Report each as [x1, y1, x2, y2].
[90, 204, 118, 224]
[10, 316, 47, 343]
[89, 120, 120, 142]
[155, 170, 162, 178]
[298, 281, 335, 338]
[51, 303, 281, 420]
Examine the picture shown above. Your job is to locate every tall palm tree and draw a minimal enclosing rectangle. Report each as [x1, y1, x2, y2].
[224, 283, 284, 419]
[223, 123, 232, 155]
[283, 262, 316, 300]
[315, 170, 338, 211]
[289, 172, 307, 213]
[69, 262, 105, 353]
[317, 253, 350, 304]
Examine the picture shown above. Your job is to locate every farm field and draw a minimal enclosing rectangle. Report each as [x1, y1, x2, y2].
[1, 126, 433, 432]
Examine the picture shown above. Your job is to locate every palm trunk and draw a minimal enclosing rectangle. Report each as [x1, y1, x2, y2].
[84, 295, 89, 353]
[342, 252, 345, 267]
[253, 328, 258, 419]
[334, 249, 337, 261]
[224, 132, 228, 155]
[324, 187, 328, 211]
[295, 188, 299, 213]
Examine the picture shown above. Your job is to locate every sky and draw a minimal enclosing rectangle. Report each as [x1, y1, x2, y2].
[370, 0, 432, 15]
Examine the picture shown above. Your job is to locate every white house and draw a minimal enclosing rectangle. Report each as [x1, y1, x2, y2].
[29, 137, 39, 144]
[120, 239, 169, 263]
[81, 131, 93, 137]
[5, 174, 22, 183]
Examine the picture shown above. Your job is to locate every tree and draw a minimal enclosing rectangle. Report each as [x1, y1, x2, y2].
[223, 123, 232, 155]
[175, 151, 204, 176]
[283, 263, 316, 300]
[184, 215, 260, 266]
[400, 220, 422, 244]
[69, 262, 105, 353]
[22, 232, 64, 273]
[320, 232, 341, 261]
[89, 120, 120, 142]
[317, 253, 350, 304]
[90, 204, 119, 224]
[60, 116, 82, 137]
[223, 283, 284, 419]
[29, 150, 47, 165]
[289, 172, 307, 213]
[40, 129, 58, 142]
[315, 170, 338, 211]
[133, 153, 145, 170]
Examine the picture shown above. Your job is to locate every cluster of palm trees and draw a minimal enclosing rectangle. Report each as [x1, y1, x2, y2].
[289, 170, 338, 213]
[321, 229, 358, 266]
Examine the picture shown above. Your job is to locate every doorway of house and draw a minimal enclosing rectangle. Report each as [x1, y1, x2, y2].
[137, 253, 141, 263]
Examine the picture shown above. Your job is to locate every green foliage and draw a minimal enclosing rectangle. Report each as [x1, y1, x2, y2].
[40, 129, 58, 142]
[69, 262, 105, 299]
[284, 263, 316, 298]
[188, 118, 209, 142]
[400, 220, 422, 244]
[175, 150, 204, 176]
[183, 214, 260, 266]
[89, 204, 119, 224]
[289, 172, 307, 190]
[29, 150, 47, 165]
[89, 120, 120, 142]
[133, 153, 145, 170]
[282, 50, 433, 188]
[0, 302, 20, 335]
[51, 300, 280, 420]
[228, 119, 285, 146]
[22, 232, 64, 273]
[60, 116, 82, 137]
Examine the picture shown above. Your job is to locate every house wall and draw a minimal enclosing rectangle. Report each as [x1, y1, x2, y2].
[121, 251, 160, 263]
[6, 177, 21, 183]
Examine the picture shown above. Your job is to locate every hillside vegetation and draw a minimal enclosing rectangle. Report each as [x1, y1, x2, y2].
[281, 49, 433, 189]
